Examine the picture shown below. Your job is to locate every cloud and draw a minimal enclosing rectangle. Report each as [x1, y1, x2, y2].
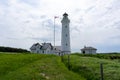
[0, 0, 120, 52]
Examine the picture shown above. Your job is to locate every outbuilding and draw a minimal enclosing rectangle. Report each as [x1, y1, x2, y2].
[81, 46, 97, 54]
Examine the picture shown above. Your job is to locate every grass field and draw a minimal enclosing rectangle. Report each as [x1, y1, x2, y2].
[0, 53, 85, 80]
[63, 54, 120, 80]
[74, 53, 120, 60]
[0, 52, 120, 80]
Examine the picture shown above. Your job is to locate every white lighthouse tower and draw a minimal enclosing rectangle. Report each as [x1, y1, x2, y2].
[61, 13, 71, 54]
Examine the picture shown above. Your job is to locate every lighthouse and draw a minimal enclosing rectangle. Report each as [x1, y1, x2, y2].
[61, 13, 71, 54]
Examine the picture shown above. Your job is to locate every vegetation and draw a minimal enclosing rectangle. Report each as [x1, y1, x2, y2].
[0, 46, 30, 53]
[0, 53, 85, 80]
[0, 52, 120, 80]
[63, 54, 120, 80]
[73, 53, 120, 60]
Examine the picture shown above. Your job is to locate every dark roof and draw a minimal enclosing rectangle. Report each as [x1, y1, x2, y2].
[81, 46, 97, 50]
[30, 43, 41, 50]
[34, 43, 40, 46]
[41, 43, 53, 50]
[30, 42, 53, 50]
[63, 12, 68, 17]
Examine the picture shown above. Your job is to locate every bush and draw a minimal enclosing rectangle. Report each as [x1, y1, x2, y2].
[0, 46, 30, 53]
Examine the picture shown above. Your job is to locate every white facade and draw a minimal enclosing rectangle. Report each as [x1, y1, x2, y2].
[30, 43, 61, 55]
[30, 43, 53, 54]
[30, 43, 42, 53]
[81, 46, 97, 54]
[53, 46, 61, 55]
[61, 13, 71, 54]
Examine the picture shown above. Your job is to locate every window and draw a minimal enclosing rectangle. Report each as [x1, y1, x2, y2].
[66, 43, 67, 46]
[66, 34, 67, 37]
[83, 51, 85, 54]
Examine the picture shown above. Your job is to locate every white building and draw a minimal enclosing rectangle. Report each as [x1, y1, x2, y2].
[30, 43, 42, 53]
[53, 46, 61, 55]
[61, 13, 71, 54]
[30, 42, 61, 55]
[30, 13, 71, 55]
[81, 46, 97, 54]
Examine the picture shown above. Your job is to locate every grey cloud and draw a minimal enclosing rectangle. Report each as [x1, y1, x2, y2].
[28, 37, 52, 42]
[41, 19, 54, 29]
[1, 0, 120, 52]
[85, 6, 96, 13]
[24, 20, 31, 23]
[77, 17, 85, 24]
[74, 8, 82, 13]
[40, 15, 47, 19]
[71, 26, 80, 33]
[96, 45, 120, 53]
[111, 0, 120, 10]
[110, 35, 120, 39]
[41, 19, 61, 32]
[6, 37, 19, 40]
[28, 14, 41, 20]
[19, 0, 39, 7]
[112, 21, 120, 29]
[0, 0, 9, 6]
[104, 20, 120, 29]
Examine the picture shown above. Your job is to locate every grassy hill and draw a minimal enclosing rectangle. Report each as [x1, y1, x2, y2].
[0, 53, 85, 80]
[0, 52, 120, 80]
[63, 54, 120, 80]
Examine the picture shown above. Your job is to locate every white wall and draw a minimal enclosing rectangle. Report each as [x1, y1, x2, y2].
[84, 50, 96, 54]
[61, 15, 71, 54]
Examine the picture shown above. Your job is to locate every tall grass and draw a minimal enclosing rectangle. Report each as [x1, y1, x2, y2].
[73, 53, 120, 60]
[63, 54, 120, 80]
[0, 53, 85, 80]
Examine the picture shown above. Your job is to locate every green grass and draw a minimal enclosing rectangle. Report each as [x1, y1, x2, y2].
[73, 53, 120, 60]
[1, 52, 120, 80]
[63, 54, 120, 80]
[0, 53, 85, 80]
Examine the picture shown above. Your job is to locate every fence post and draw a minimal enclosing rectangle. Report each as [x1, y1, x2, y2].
[68, 54, 70, 70]
[100, 63, 104, 80]
[61, 53, 63, 62]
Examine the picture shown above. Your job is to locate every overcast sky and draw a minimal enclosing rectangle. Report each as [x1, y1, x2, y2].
[0, 0, 120, 53]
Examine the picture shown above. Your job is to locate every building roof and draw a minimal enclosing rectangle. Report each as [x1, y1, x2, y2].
[34, 43, 40, 46]
[54, 46, 61, 50]
[41, 43, 53, 50]
[63, 12, 68, 17]
[53, 46, 61, 53]
[30, 43, 42, 50]
[81, 46, 97, 50]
